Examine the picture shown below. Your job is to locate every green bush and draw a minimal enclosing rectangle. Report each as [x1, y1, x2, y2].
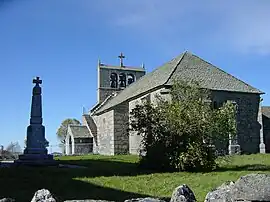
[130, 80, 237, 172]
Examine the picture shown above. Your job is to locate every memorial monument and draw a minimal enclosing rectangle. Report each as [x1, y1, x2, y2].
[15, 77, 56, 166]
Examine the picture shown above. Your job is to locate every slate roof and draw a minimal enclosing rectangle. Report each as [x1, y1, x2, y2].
[94, 51, 263, 115]
[69, 125, 92, 138]
[90, 92, 118, 115]
[82, 114, 97, 136]
[262, 106, 270, 118]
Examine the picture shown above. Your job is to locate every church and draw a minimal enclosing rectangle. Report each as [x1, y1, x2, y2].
[65, 51, 270, 155]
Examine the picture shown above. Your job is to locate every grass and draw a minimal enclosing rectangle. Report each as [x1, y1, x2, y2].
[0, 154, 270, 202]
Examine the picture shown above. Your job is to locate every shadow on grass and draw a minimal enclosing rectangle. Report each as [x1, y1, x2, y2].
[0, 159, 168, 202]
[216, 164, 270, 172]
[57, 158, 158, 177]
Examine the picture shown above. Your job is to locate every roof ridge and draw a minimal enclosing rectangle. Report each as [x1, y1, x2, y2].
[91, 93, 117, 115]
[164, 51, 187, 84]
[189, 53, 264, 94]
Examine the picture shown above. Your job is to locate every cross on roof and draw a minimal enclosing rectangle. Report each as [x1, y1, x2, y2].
[118, 52, 125, 67]
[33, 76, 42, 86]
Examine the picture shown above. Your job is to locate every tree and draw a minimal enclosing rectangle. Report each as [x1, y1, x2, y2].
[56, 118, 81, 144]
[129, 80, 237, 172]
[6, 141, 22, 154]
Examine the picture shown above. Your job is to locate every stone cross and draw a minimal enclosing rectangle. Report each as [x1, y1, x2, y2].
[33, 76, 42, 86]
[118, 52, 125, 67]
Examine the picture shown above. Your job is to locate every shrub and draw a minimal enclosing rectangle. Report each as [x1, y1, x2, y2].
[130, 80, 237, 172]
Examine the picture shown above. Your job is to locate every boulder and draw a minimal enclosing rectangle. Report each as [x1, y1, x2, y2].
[0, 199, 15, 202]
[232, 173, 270, 201]
[31, 189, 56, 202]
[204, 181, 235, 202]
[125, 198, 166, 202]
[170, 184, 196, 202]
[205, 173, 270, 202]
[64, 200, 113, 202]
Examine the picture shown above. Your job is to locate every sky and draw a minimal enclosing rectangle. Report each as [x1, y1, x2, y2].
[0, 0, 270, 152]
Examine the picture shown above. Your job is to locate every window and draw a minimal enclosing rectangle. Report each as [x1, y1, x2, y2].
[119, 73, 126, 88]
[110, 73, 118, 88]
[127, 74, 135, 85]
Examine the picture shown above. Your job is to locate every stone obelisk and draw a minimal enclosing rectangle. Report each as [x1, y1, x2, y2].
[16, 77, 56, 165]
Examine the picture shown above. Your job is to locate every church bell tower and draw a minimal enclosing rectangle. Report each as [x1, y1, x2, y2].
[97, 53, 146, 103]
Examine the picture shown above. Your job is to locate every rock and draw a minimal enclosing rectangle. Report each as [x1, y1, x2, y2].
[125, 198, 166, 202]
[204, 181, 235, 202]
[205, 174, 270, 202]
[31, 189, 56, 202]
[64, 200, 113, 202]
[0, 198, 15, 202]
[170, 184, 196, 202]
[232, 173, 270, 201]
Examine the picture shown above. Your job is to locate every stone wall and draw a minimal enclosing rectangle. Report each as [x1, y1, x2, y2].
[128, 87, 262, 155]
[262, 114, 270, 153]
[91, 115, 99, 154]
[129, 87, 167, 155]
[95, 84, 262, 155]
[73, 138, 93, 154]
[211, 90, 261, 154]
[114, 102, 129, 154]
[129, 94, 149, 155]
[95, 110, 114, 155]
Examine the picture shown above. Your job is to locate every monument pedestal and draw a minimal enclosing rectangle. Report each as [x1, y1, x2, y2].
[260, 143, 266, 154]
[228, 144, 241, 155]
[15, 153, 57, 166]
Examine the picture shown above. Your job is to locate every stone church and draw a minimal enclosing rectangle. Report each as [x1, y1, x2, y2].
[65, 51, 270, 155]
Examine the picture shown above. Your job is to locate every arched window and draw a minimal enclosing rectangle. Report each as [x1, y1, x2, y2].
[127, 74, 135, 85]
[119, 73, 126, 88]
[110, 73, 118, 88]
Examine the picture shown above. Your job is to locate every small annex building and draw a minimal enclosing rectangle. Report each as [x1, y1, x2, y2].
[65, 124, 93, 155]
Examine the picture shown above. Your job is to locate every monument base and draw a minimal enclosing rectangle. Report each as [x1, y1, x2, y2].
[260, 143, 266, 154]
[228, 144, 241, 155]
[15, 154, 58, 166]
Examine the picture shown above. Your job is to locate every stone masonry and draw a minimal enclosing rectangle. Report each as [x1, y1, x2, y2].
[211, 91, 261, 154]
[81, 52, 269, 156]
[128, 88, 264, 155]
[114, 102, 129, 154]
[94, 110, 114, 155]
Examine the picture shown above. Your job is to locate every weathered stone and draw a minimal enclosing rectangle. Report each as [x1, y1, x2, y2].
[0, 198, 15, 202]
[64, 200, 113, 202]
[124, 198, 166, 202]
[31, 189, 56, 202]
[170, 184, 196, 202]
[205, 174, 270, 202]
[15, 77, 56, 166]
[204, 181, 235, 202]
[232, 173, 270, 201]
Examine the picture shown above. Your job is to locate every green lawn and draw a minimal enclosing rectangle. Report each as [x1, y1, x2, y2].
[0, 154, 270, 202]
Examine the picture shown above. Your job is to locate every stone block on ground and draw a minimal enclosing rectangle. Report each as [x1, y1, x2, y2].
[205, 173, 270, 202]
[204, 181, 234, 202]
[64, 200, 114, 202]
[125, 198, 166, 202]
[0, 198, 15, 202]
[232, 173, 270, 201]
[31, 189, 56, 202]
[170, 184, 196, 202]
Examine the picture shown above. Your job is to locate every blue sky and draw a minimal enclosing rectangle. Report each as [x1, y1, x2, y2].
[0, 0, 270, 151]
